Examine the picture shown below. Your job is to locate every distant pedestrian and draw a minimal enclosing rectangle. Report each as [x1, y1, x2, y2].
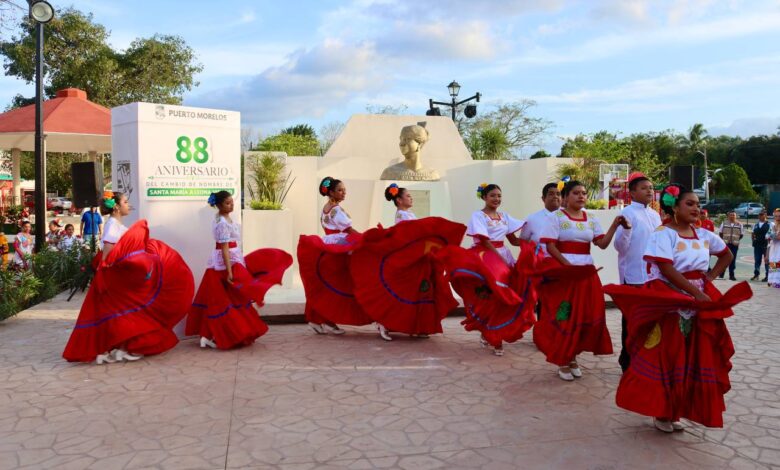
[80, 208, 103, 247]
[13, 220, 33, 269]
[751, 211, 770, 282]
[699, 209, 715, 232]
[0, 231, 9, 268]
[718, 211, 743, 281]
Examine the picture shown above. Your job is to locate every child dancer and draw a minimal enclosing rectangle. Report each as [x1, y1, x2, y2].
[351, 183, 465, 340]
[535, 180, 625, 380]
[298, 177, 372, 334]
[605, 184, 751, 431]
[187, 191, 292, 349]
[63, 192, 194, 364]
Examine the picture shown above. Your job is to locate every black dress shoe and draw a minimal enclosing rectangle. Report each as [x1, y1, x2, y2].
[751, 275, 759, 281]
[729, 277, 737, 281]
[762, 277, 768, 282]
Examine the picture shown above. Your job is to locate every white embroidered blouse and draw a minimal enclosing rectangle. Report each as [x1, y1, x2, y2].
[102, 217, 128, 245]
[321, 205, 353, 245]
[644, 226, 728, 283]
[207, 216, 245, 270]
[539, 209, 604, 266]
[395, 209, 417, 224]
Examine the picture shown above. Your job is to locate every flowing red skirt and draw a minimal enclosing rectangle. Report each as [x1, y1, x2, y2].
[532, 258, 613, 366]
[62, 220, 195, 362]
[437, 240, 541, 348]
[187, 249, 292, 349]
[350, 217, 465, 335]
[604, 278, 752, 427]
[297, 233, 373, 326]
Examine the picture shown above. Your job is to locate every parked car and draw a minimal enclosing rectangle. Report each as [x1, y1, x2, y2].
[702, 200, 732, 215]
[733, 202, 765, 217]
[51, 197, 72, 212]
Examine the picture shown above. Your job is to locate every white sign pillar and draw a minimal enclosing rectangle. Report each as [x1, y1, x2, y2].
[111, 103, 241, 286]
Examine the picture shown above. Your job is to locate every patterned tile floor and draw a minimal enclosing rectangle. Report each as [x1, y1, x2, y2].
[0, 280, 777, 470]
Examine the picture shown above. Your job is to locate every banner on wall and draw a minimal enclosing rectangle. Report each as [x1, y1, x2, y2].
[139, 104, 239, 200]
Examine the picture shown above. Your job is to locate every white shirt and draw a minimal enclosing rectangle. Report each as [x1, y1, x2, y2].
[644, 226, 728, 283]
[395, 209, 417, 224]
[540, 209, 604, 266]
[519, 208, 556, 255]
[102, 217, 128, 244]
[614, 201, 662, 284]
[207, 216, 245, 271]
[321, 205, 353, 245]
[467, 210, 525, 265]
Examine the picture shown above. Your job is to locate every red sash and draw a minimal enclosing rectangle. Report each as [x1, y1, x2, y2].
[215, 241, 238, 249]
[556, 241, 591, 255]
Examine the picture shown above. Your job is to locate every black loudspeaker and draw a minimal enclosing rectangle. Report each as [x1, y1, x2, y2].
[71, 161, 103, 208]
[670, 165, 694, 190]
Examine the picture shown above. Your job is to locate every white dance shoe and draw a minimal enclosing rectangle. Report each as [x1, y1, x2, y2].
[377, 324, 392, 341]
[200, 337, 217, 349]
[653, 418, 674, 433]
[112, 349, 142, 362]
[95, 352, 116, 364]
[558, 368, 575, 381]
[324, 324, 346, 335]
[308, 322, 326, 334]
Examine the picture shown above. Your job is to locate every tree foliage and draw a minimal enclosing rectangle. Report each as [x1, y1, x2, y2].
[254, 133, 320, 156]
[466, 126, 511, 160]
[282, 124, 317, 139]
[529, 150, 552, 159]
[319, 121, 346, 154]
[0, 8, 202, 108]
[462, 100, 553, 159]
[711, 163, 758, 199]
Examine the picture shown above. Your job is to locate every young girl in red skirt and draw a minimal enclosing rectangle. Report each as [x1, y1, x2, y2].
[604, 184, 751, 432]
[438, 183, 539, 356]
[63, 192, 195, 364]
[187, 191, 292, 349]
[350, 183, 465, 341]
[298, 177, 372, 335]
[535, 180, 627, 380]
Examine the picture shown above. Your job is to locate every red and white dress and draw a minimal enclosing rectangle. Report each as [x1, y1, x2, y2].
[187, 216, 292, 349]
[438, 210, 540, 347]
[533, 209, 613, 366]
[63, 220, 195, 362]
[351, 214, 465, 335]
[604, 226, 752, 427]
[298, 205, 373, 326]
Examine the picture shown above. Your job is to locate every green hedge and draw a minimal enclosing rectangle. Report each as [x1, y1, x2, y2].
[0, 243, 95, 321]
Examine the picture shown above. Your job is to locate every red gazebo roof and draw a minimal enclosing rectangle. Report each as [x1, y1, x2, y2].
[0, 88, 111, 153]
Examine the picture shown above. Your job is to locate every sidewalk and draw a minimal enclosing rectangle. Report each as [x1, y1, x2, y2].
[0, 281, 777, 469]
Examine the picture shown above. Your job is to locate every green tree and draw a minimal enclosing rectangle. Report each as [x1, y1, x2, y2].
[463, 100, 553, 158]
[282, 124, 317, 139]
[529, 150, 552, 159]
[711, 163, 758, 199]
[466, 126, 511, 160]
[255, 133, 320, 156]
[1, 8, 202, 108]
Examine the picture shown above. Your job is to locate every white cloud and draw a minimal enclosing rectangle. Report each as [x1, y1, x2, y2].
[189, 40, 386, 125]
[377, 20, 499, 60]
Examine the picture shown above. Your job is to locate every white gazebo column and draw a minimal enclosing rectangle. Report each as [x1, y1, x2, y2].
[11, 148, 21, 205]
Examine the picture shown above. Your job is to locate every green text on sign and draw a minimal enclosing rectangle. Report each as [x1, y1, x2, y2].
[147, 188, 234, 197]
[176, 136, 209, 164]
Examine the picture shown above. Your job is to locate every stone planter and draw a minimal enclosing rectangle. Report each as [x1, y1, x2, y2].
[242, 208, 294, 287]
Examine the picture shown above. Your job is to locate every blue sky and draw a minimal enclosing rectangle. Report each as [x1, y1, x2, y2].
[2, 0, 779, 155]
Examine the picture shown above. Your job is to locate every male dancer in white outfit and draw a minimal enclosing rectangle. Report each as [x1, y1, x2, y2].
[520, 182, 561, 319]
[613, 172, 662, 372]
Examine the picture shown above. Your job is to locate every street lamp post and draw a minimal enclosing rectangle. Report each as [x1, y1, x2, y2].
[29, 0, 54, 252]
[696, 147, 709, 205]
[427, 80, 481, 121]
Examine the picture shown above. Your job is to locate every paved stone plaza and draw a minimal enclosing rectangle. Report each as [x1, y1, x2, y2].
[0, 281, 777, 470]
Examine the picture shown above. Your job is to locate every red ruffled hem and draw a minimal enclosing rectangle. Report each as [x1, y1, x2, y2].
[604, 279, 752, 427]
[350, 217, 465, 334]
[533, 258, 613, 365]
[62, 220, 195, 362]
[297, 234, 373, 326]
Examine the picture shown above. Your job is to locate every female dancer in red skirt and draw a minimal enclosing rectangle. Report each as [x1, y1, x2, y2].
[535, 180, 626, 380]
[604, 184, 751, 432]
[63, 192, 194, 364]
[438, 183, 540, 356]
[351, 183, 465, 341]
[298, 177, 372, 335]
[187, 191, 292, 349]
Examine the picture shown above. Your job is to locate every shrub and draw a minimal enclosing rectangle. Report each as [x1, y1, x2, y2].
[0, 242, 96, 321]
[585, 200, 607, 210]
[246, 152, 295, 210]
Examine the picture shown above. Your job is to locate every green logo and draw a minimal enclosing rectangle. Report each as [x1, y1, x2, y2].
[176, 136, 209, 164]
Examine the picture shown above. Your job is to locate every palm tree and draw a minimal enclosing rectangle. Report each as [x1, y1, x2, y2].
[687, 123, 708, 153]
